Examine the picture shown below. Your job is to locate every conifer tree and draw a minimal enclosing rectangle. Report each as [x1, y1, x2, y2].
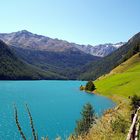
[75, 103, 96, 136]
[85, 81, 95, 91]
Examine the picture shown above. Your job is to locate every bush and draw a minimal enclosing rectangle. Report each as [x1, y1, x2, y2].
[111, 114, 128, 134]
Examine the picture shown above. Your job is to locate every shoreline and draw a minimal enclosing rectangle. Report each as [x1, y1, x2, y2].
[76, 87, 131, 139]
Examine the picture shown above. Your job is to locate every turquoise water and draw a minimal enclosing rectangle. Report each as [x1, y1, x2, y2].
[0, 80, 115, 140]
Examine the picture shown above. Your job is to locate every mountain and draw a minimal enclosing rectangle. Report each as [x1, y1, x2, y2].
[75, 42, 124, 57]
[0, 30, 101, 79]
[0, 30, 77, 52]
[0, 30, 130, 80]
[0, 40, 64, 80]
[0, 30, 123, 57]
[79, 32, 140, 80]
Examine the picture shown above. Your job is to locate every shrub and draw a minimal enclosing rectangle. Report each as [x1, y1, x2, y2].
[111, 114, 128, 134]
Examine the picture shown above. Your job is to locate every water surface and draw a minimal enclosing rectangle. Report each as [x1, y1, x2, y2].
[0, 80, 115, 139]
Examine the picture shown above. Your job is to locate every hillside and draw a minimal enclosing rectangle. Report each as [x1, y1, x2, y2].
[90, 52, 140, 139]
[95, 53, 140, 97]
[0, 40, 64, 80]
[11, 46, 99, 79]
[79, 32, 140, 80]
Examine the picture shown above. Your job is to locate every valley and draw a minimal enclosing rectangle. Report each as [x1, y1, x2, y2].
[0, 30, 129, 80]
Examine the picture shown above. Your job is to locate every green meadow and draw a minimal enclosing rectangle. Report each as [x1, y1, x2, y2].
[95, 53, 140, 98]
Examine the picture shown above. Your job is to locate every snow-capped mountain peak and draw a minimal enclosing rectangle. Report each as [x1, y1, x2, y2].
[75, 42, 125, 57]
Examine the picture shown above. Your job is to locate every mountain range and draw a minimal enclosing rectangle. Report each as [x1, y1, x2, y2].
[0, 30, 124, 57]
[0, 30, 139, 80]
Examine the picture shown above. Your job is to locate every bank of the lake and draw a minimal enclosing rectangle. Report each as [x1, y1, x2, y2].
[72, 86, 131, 140]
[74, 54, 140, 140]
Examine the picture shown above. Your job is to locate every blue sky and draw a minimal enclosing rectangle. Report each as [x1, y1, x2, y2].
[0, 0, 140, 45]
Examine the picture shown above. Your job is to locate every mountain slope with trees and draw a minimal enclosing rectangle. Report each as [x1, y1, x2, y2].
[0, 40, 64, 80]
[11, 46, 100, 79]
[79, 32, 140, 80]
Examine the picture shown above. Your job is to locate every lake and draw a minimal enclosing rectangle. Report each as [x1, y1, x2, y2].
[0, 80, 115, 140]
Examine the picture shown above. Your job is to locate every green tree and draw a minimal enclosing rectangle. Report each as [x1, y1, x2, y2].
[85, 81, 95, 91]
[75, 103, 96, 136]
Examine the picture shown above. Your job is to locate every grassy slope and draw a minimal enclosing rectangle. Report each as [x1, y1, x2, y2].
[95, 53, 140, 98]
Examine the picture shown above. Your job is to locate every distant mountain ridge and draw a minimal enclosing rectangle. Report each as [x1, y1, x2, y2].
[0, 30, 124, 57]
[76, 42, 124, 57]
